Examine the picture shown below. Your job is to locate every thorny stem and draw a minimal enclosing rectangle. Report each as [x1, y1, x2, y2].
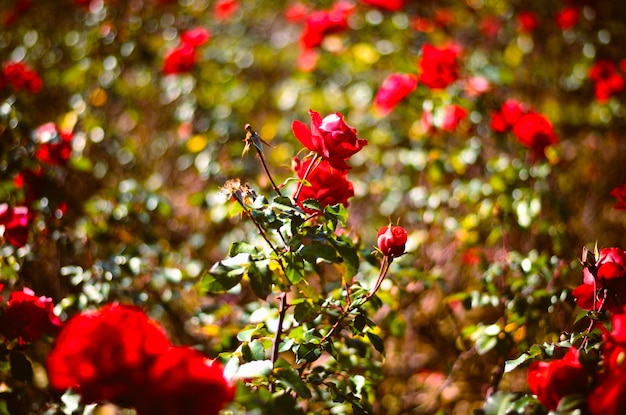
[293, 153, 321, 203]
[580, 288, 608, 350]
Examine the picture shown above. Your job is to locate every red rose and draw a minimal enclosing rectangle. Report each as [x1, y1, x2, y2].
[373, 73, 417, 116]
[555, 6, 580, 30]
[134, 346, 235, 415]
[527, 348, 590, 411]
[34, 122, 73, 166]
[418, 44, 460, 90]
[490, 99, 525, 133]
[0, 288, 61, 345]
[511, 111, 558, 158]
[516, 11, 539, 33]
[47, 304, 171, 406]
[377, 225, 408, 257]
[293, 158, 354, 212]
[163, 28, 209, 75]
[1, 61, 42, 93]
[610, 183, 626, 210]
[181, 28, 210, 47]
[440, 104, 468, 132]
[213, 0, 239, 21]
[0, 204, 30, 248]
[573, 248, 626, 312]
[299, 1, 353, 49]
[589, 60, 625, 103]
[292, 109, 367, 170]
[359, 0, 406, 12]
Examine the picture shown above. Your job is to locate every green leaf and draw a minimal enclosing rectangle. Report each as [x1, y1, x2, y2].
[300, 242, 338, 264]
[285, 253, 305, 284]
[275, 367, 312, 399]
[331, 237, 359, 278]
[366, 332, 385, 354]
[202, 253, 248, 293]
[504, 352, 530, 373]
[296, 343, 322, 364]
[302, 199, 322, 212]
[229, 242, 258, 256]
[248, 259, 273, 299]
[294, 300, 316, 323]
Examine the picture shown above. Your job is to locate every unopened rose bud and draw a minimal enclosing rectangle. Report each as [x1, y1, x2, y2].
[377, 225, 407, 257]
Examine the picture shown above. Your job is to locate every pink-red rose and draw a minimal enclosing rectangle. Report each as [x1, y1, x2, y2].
[299, 2, 353, 49]
[527, 348, 590, 411]
[373, 73, 417, 116]
[293, 158, 354, 212]
[610, 183, 626, 210]
[34, 122, 73, 166]
[292, 109, 367, 170]
[0, 287, 61, 345]
[511, 111, 558, 158]
[417, 44, 460, 90]
[377, 225, 408, 257]
[163, 28, 210, 75]
[0, 204, 30, 248]
[573, 248, 626, 312]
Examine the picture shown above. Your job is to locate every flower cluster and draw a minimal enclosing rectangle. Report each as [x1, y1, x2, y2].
[0, 61, 42, 93]
[163, 27, 210, 75]
[588, 59, 626, 104]
[491, 99, 558, 158]
[47, 303, 235, 415]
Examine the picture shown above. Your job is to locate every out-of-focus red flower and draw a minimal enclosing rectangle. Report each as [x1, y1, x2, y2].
[285, 2, 309, 23]
[293, 158, 354, 212]
[511, 111, 558, 158]
[359, 0, 406, 12]
[373, 73, 417, 116]
[527, 348, 590, 411]
[417, 44, 460, 90]
[516, 10, 539, 33]
[440, 104, 468, 132]
[47, 304, 172, 406]
[292, 109, 367, 170]
[411, 17, 435, 33]
[0, 204, 30, 248]
[163, 28, 210, 75]
[479, 15, 501, 38]
[213, 0, 239, 21]
[0, 287, 61, 345]
[490, 99, 525, 133]
[377, 225, 408, 257]
[134, 347, 235, 415]
[610, 183, 626, 210]
[588, 60, 625, 103]
[464, 76, 490, 97]
[34, 122, 73, 166]
[0, 61, 42, 93]
[573, 248, 626, 312]
[555, 6, 580, 29]
[299, 1, 354, 49]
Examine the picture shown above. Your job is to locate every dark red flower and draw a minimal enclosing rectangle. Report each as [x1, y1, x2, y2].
[0, 61, 42, 93]
[34, 122, 73, 166]
[292, 109, 367, 170]
[0, 287, 61, 345]
[213, 0, 239, 21]
[134, 347, 235, 415]
[555, 6, 580, 30]
[163, 28, 210, 75]
[373, 73, 417, 116]
[517, 10, 539, 33]
[589, 60, 625, 103]
[511, 111, 558, 158]
[377, 225, 408, 257]
[359, 0, 406, 11]
[610, 183, 626, 210]
[573, 248, 626, 312]
[0, 204, 30, 248]
[417, 44, 460, 90]
[527, 348, 590, 411]
[47, 304, 172, 406]
[299, 1, 353, 49]
[293, 158, 354, 212]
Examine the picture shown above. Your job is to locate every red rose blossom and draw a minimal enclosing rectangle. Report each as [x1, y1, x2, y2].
[0, 204, 30, 248]
[181, 28, 210, 47]
[293, 158, 354, 212]
[292, 109, 367, 170]
[555, 6, 580, 30]
[588, 60, 625, 104]
[511, 111, 558, 158]
[47, 304, 172, 406]
[527, 348, 590, 411]
[373, 73, 417, 116]
[0, 287, 61, 345]
[610, 183, 626, 210]
[377, 225, 408, 257]
[440, 104, 468, 132]
[34, 122, 73, 166]
[0, 61, 42, 93]
[213, 0, 239, 21]
[517, 10, 539, 33]
[573, 248, 626, 312]
[417, 44, 460, 90]
[359, 0, 406, 11]
[299, 1, 354, 50]
[490, 99, 525, 133]
[134, 346, 235, 415]
[163, 28, 210, 75]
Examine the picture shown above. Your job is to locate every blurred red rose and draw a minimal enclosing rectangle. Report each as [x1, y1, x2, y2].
[0, 61, 42, 93]
[441, 104, 468, 132]
[0, 204, 30, 248]
[517, 10, 539, 33]
[34, 122, 73, 166]
[181, 28, 210, 47]
[588, 60, 625, 103]
[292, 109, 367, 170]
[299, 1, 353, 49]
[527, 348, 589, 411]
[490, 99, 525, 133]
[373, 73, 417, 116]
[610, 183, 626, 210]
[134, 346, 235, 415]
[0, 287, 61, 345]
[359, 0, 406, 11]
[47, 304, 172, 406]
[511, 111, 558, 158]
[377, 225, 408, 257]
[555, 6, 580, 30]
[293, 158, 354, 212]
[418, 44, 460, 90]
[163, 28, 210, 75]
[213, 0, 239, 21]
